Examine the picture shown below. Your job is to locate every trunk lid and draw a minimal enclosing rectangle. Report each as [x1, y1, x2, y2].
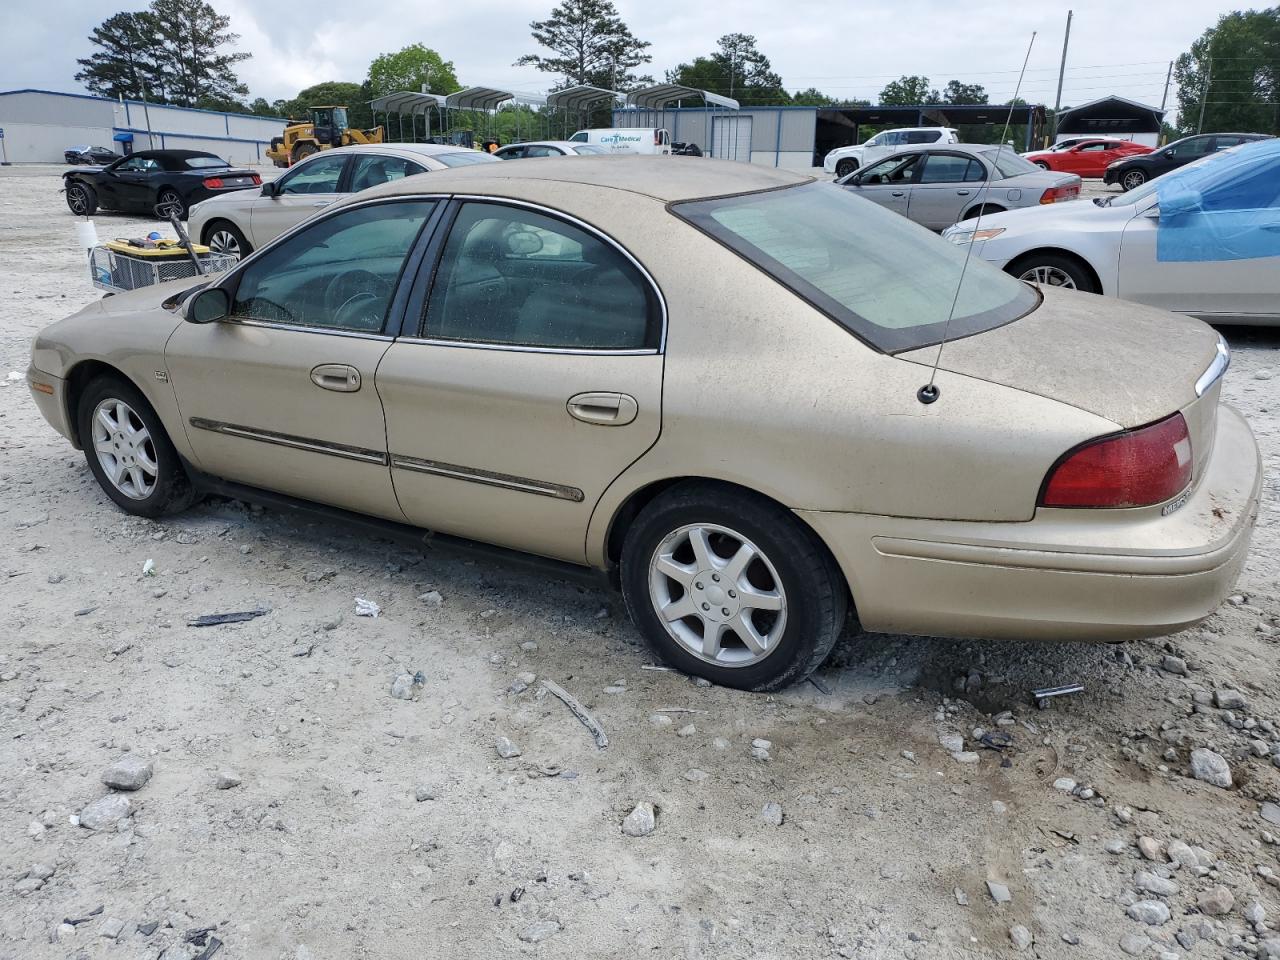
[899, 287, 1225, 479]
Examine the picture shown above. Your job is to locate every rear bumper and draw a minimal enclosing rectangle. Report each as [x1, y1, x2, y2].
[27, 367, 75, 444]
[799, 403, 1261, 642]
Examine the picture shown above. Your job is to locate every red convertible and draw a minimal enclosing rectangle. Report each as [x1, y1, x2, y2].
[1023, 139, 1152, 178]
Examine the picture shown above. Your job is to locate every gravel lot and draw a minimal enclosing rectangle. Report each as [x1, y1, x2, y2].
[1, 165, 1278, 960]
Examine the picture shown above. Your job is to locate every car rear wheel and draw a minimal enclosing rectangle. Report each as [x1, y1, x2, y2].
[1034, 160, 1050, 170]
[1009, 253, 1097, 293]
[835, 159, 857, 178]
[620, 482, 847, 691]
[204, 221, 251, 261]
[77, 375, 198, 518]
[154, 189, 187, 221]
[66, 182, 98, 216]
[1120, 169, 1147, 191]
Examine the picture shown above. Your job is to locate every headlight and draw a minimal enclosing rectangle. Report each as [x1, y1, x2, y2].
[1107, 159, 1127, 169]
[945, 227, 1005, 245]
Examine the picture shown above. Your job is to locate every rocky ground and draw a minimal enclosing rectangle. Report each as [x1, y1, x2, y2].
[1, 166, 1279, 960]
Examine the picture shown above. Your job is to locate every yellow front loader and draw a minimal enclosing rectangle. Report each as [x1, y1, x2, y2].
[265, 107, 384, 168]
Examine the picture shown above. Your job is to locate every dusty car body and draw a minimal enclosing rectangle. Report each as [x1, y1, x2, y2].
[27, 158, 1261, 690]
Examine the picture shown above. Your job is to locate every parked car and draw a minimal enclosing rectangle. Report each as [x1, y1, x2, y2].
[1023, 136, 1129, 155]
[944, 137, 1280, 325]
[1104, 132, 1272, 191]
[823, 127, 959, 178]
[837, 143, 1081, 230]
[64, 145, 118, 165]
[1022, 139, 1151, 177]
[188, 143, 497, 260]
[26, 158, 1259, 690]
[493, 140, 607, 159]
[63, 150, 261, 221]
[569, 128, 672, 155]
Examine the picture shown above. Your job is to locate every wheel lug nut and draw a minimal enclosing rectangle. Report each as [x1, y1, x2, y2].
[695, 581, 703, 590]
[722, 607, 730, 616]
[711, 573, 720, 582]
[701, 602, 710, 611]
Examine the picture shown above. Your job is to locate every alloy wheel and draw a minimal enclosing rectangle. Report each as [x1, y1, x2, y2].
[648, 523, 787, 667]
[207, 229, 241, 259]
[1122, 170, 1146, 191]
[91, 398, 159, 500]
[155, 192, 183, 220]
[68, 186, 89, 215]
[1018, 265, 1078, 289]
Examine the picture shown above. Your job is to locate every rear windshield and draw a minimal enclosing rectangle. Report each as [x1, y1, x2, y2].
[982, 148, 1040, 178]
[673, 182, 1040, 353]
[184, 156, 230, 169]
[434, 151, 499, 167]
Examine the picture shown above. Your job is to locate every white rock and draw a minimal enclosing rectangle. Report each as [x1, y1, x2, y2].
[683, 768, 709, 783]
[418, 590, 443, 606]
[494, 737, 521, 759]
[518, 920, 561, 943]
[648, 714, 673, 728]
[102, 753, 153, 791]
[1166, 838, 1198, 868]
[952, 751, 980, 764]
[760, 802, 784, 826]
[622, 802, 656, 837]
[939, 732, 964, 753]
[1197, 885, 1234, 916]
[1127, 900, 1170, 925]
[1135, 871, 1179, 896]
[78, 794, 132, 830]
[1246, 901, 1266, 926]
[390, 673, 416, 700]
[676, 723, 697, 737]
[1189, 748, 1232, 789]
[986, 881, 1012, 903]
[1053, 777, 1077, 792]
[215, 770, 241, 790]
[1137, 836, 1166, 862]
[1009, 925, 1033, 950]
[99, 918, 125, 939]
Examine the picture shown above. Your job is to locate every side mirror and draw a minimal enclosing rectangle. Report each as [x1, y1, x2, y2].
[261, 181, 279, 197]
[187, 287, 229, 324]
[1163, 149, 1175, 158]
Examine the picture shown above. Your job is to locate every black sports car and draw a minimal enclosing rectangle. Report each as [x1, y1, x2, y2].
[1103, 132, 1273, 191]
[64, 145, 118, 165]
[62, 149, 262, 220]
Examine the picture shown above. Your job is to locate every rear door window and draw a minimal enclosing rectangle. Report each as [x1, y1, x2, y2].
[348, 154, 423, 191]
[279, 154, 347, 194]
[919, 154, 979, 183]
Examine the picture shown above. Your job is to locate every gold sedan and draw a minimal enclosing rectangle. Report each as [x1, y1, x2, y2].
[27, 158, 1262, 691]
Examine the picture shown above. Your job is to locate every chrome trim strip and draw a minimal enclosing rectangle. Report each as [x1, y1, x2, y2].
[188, 418, 388, 464]
[390, 454, 584, 502]
[1195, 335, 1230, 397]
[395, 337, 656, 357]
[220, 316, 396, 341]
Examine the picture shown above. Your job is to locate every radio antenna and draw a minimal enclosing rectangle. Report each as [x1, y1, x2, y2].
[918, 31, 1038, 405]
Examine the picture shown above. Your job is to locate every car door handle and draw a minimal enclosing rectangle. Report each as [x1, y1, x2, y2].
[891, 190, 906, 198]
[567, 392, 638, 426]
[956, 189, 971, 196]
[312, 200, 334, 207]
[310, 364, 361, 392]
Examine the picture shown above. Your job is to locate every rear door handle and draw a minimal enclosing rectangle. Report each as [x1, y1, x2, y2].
[956, 189, 971, 196]
[891, 190, 906, 197]
[567, 392, 638, 426]
[310, 364, 361, 392]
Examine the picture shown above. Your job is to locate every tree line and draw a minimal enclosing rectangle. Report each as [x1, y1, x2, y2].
[76, 0, 1279, 136]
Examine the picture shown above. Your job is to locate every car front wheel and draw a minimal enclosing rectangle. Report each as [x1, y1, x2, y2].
[1009, 253, 1097, 293]
[1120, 169, 1147, 191]
[204, 221, 251, 261]
[1033, 160, 1050, 170]
[835, 159, 857, 178]
[620, 482, 848, 691]
[77, 376, 198, 518]
[66, 182, 98, 216]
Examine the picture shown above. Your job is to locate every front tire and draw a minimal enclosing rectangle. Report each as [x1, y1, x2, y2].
[203, 220, 251, 261]
[77, 376, 197, 518]
[154, 189, 187, 221]
[1008, 253, 1097, 293]
[835, 158, 857, 179]
[620, 482, 848, 691]
[1034, 160, 1050, 170]
[66, 182, 98, 216]
[1120, 168, 1147, 191]
[292, 143, 319, 164]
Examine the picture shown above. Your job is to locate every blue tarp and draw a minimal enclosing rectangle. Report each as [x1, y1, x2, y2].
[1155, 137, 1280, 263]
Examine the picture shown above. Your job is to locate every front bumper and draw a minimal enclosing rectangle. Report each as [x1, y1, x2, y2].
[1103, 168, 1124, 185]
[799, 403, 1261, 642]
[27, 367, 75, 444]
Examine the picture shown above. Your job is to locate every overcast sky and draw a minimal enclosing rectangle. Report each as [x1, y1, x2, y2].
[0, 0, 1234, 121]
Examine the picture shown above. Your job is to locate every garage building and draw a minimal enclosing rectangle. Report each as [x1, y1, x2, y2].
[1052, 96, 1165, 147]
[0, 89, 286, 164]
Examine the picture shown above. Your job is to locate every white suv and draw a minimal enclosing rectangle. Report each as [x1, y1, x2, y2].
[823, 127, 959, 177]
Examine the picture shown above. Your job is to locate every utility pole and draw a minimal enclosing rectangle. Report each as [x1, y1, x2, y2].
[1051, 9, 1072, 145]
[1159, 60, 1173, 112]
[1196, 56, 1213, 134]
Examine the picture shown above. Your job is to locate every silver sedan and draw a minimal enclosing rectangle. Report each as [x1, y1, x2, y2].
[837, 143, 1083, 231]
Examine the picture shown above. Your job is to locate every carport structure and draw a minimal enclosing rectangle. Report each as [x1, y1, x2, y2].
[444, 86, 548, 146]
[545, 85, 623, 141]
[815, 102, 1046, 160]
[369, 91, 447, 144]
[617, 84, 742, 159]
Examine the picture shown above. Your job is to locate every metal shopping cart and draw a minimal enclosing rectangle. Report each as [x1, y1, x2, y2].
[88, 240, 236, 294]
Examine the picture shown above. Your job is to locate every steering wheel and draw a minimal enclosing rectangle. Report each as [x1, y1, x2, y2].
[324, 269, 389, 329]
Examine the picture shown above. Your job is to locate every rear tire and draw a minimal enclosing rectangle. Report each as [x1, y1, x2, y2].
[66, 182, 98, 216]
[1120, 168, 1147, 191]
[203, 220, 251, 261]
[1008, 252, 1097, 293]
[76, 375, 198, 518]
[154, 188, 187, 221]
[1034, 160, 1050, 170]
[620, 482, 848, 692]
[835, 158, 857, 179]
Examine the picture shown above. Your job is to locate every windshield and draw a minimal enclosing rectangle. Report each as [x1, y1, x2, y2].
[981, 148, 1040, 178]
[434, 151, 499, 167]
[184, 156, 231, 169]
[333, 107, 348, 129]
[674, 182, 1040, 353]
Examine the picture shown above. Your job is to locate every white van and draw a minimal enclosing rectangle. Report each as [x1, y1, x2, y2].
[569, 128, 672, 156]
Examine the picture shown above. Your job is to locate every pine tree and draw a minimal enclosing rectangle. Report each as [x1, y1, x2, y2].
[147, 0, 251, 109]
[75, 12, 167, 103]
[516, 0, 652, 91]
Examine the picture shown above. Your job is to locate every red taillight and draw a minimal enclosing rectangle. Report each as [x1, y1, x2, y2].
[203, 177, 225, 188]
[1040, 183, 1080, 204]
[1040, 413, 1192, 508]
[251, 174, 262, 185]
